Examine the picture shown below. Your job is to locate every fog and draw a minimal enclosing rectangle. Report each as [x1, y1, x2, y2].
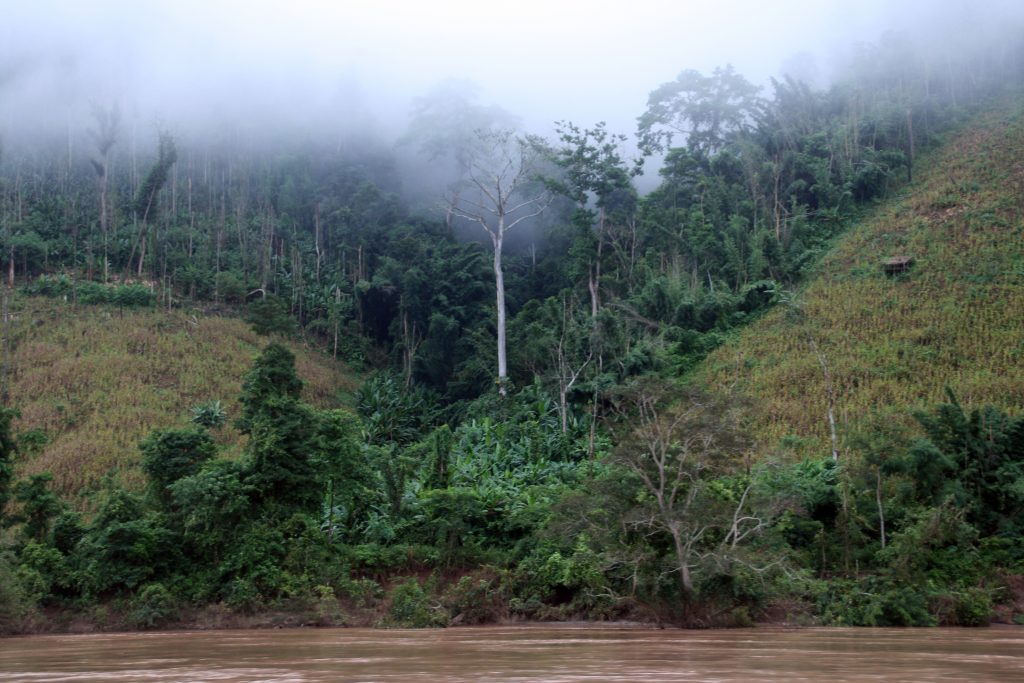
[3, 1, 1021, 139]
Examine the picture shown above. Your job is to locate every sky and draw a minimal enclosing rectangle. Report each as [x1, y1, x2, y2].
[1, 0, 1020, 143]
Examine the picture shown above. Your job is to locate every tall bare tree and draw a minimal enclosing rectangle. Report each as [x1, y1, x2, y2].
[449, 129, 550, 395]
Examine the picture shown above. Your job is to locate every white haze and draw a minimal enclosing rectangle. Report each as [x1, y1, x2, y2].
[1, 0, 1022, 185]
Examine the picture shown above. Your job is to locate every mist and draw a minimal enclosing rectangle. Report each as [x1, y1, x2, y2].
[3, 1, 1021, 136]
[2, 0, 1023, 237]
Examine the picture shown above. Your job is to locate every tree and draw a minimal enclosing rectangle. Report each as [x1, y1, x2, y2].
[127, 132, 177, 278]
[552, 121, 639, 317]
[140, 428, 216, 509]
[11, 473, 62, 543]
[403, 80, 518, 229]
[637, 65, 763, 157]
[610, 384, 756, 601]
[237, 343, 304, 433]
[0, 407, 18, 524]
[449, 129, 551, 395]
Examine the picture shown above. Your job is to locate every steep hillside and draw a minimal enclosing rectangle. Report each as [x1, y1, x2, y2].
[698, 101, 1024, 458]
[6, 297, 361, 499]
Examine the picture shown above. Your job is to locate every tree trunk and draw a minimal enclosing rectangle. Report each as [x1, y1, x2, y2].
[669, 523, 695, 598]
[493, 228, 508, 395]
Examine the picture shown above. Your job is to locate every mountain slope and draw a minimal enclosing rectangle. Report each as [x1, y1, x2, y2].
[697, 101, 1024, 458]
[7, 297, 361, 499]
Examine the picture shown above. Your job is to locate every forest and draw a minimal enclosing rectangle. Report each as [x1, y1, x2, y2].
[1, 23, 1023, 631]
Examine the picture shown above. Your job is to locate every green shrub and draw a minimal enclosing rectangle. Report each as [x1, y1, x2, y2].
[129, 582, 177, 629]
[224, 577, 263, 613]
[383, 578, 446, 628]
[0, 554, 34, 634]
[819, 577, 936, 626]
[953, 588, 992, 626]
[443, 573, 506, 624]
[338, 577, 383, 608]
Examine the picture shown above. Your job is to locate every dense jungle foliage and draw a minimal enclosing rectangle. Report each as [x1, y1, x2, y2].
[1, 30, 1023, 631]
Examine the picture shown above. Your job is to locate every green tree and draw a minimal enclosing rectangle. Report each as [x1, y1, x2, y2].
[140, 428, 217, 509]
[237, 343, 304, 433]
[11, 473, 62, 543]
[609, 384, 759, 602]
[637, 65, 763, 156]
[0, 408, 16, 524]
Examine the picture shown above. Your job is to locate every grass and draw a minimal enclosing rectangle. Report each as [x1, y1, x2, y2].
[4, 296, 362, 503]
[696, 100, 1024, 460]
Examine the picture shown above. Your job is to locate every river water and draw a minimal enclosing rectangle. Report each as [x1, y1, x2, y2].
[1, 625, 1021, 682]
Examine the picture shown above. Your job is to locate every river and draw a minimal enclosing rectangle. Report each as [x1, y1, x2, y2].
[1, 625, 1021, 682]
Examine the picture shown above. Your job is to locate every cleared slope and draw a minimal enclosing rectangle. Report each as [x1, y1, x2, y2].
[698, 101, 1024, 459]
[7, 297, 361, 498]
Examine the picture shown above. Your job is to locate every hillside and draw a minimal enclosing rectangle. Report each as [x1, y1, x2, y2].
[698, 101, 1024, 459]
[6, 297, 361, 500]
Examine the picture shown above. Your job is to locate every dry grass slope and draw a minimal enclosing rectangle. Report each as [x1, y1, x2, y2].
[699, 101, 1024, 459]
[6, 298, 361, 499]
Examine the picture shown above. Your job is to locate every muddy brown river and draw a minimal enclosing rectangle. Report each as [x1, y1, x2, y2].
[1, 625, 1022, 682]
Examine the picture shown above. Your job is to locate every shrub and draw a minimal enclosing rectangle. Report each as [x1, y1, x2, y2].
[224, 577, 263, 614]
[953, 588, 993, 627]
[129, 582, 177, 629]
[338, 577, 384, 609]
[383, 578, 446, 628]
[443, 572, 506, 624]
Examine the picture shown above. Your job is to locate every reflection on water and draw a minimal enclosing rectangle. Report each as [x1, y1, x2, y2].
[1, 625, 1022, 682]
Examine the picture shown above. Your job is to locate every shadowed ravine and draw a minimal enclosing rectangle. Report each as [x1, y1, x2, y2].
[2, 626, 1023, 682]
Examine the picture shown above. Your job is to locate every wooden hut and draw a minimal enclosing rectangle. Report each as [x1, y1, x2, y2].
[883, 255, 913, 276]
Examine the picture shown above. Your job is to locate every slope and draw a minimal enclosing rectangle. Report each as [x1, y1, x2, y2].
[5, 296, 361, 500]
[697, 100, 1024, 459]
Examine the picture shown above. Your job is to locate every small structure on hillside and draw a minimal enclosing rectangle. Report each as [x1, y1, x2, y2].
[883, 255, 914, 276]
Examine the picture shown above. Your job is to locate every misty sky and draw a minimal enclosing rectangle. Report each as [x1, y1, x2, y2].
[1, 0, 1020, 143]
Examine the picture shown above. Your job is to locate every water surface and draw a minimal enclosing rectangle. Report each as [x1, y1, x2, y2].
[2, 625, 1022, 682]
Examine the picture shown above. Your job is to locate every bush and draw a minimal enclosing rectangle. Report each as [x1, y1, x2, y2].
[21, 276, 155, 308]
[443, 572, 506, 624]
[246, 295, 295, 336]
[819, 577, 936, 626]
[224, 577, 263, 614]
[0, 554, 35, 634]
[954, 588, 993, 626]
[383, 578, 446, 628]
[129, 582, 177, 629]
[338, 577, 384, 608]
[215, 271, 247, 304]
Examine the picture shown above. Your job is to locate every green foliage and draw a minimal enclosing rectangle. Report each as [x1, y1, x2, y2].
[0, 35, 1019, 631]
[190, 400, 226, 428]
[11, 473, 62, 543]
[15, 541, 69, 604]
[237, 343, 304, 433]
[442, 571, 507, 624]
[0, 407, 18, 523]
[23, 276, 155, 307]
[904, 392, 1024, 535]
[75, 490, 179, 597]
[383, 578, 447, 628]
[170, 459, 252, 559]
[951, 587, 994, 627]
[819, 577, 936, 627]
[0, 553, 36, 634]
[246, 295, 296, 336]
[244, 396, 322, 513]
[127, 582, 177, 629]
[140, 428, 216, 509]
